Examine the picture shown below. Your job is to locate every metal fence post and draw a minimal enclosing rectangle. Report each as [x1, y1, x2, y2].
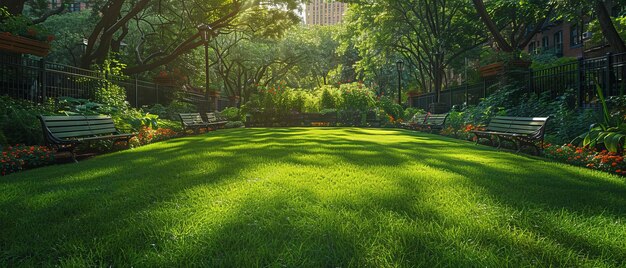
[449, 87, 453, 109]
[39, 58, 47, 102]
[156, 83, 159, 105]
[482, 80, 487, 99]
[577, 57, 585, 107]
[528, 69, 534, 94]
[605, 52, 613, 96]
[134, 74, 139, 108]
[464, 83, 469, 105]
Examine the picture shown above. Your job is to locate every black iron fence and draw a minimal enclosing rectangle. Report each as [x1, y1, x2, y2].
[0, 53, 235, 110]
[411, 52, 626, 111]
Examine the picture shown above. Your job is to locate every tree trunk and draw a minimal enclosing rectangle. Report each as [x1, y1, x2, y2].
[0, 0, 27, 15]
[471, 0, 514, 52]
[594, 0, 626, 53]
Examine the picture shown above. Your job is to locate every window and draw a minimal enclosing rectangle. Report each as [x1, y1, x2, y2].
[542, 36, 549, 51]
[528, 42, 535, 54]
[570, 24, 582, 47]
[554, 31, 563, 54]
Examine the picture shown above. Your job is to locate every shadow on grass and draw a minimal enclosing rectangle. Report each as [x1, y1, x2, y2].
[0, 127, 624, 266]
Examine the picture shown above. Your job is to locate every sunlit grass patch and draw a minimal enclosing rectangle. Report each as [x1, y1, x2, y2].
[1, 128, 625, 266]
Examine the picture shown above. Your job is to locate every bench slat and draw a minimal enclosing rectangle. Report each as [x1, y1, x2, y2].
[49, 123, 116, 133]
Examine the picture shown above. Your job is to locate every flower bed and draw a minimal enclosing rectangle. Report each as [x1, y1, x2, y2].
[128, 126, 182, 147]
[438, 124, 626, 177]
[1, 145, 55, 176]
[544, 144, 626, 176]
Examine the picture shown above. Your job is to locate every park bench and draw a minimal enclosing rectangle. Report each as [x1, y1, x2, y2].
[179, 113, 209, 133]
[401, 113, 428, 129]
[38, 115, 136, 162]
[422, 113, 449, 132]
[472, 116, 549, 154]
[206, 112, 228, 128]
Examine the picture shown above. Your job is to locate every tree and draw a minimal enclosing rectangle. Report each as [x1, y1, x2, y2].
[471, 0, 554, 53]
[79, 0, 302, 75]
[343, 0, 485, 103]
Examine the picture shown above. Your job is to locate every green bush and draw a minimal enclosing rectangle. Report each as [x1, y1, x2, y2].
[225, 121, 245, 129]
[221, 107, 243, 121]
[402, 107, 424, 121]
[0, 96, 55, 146]
[377, 96, 403, 121]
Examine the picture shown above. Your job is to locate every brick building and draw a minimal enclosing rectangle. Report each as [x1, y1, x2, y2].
[49, 0, 90, 12]
[304, 0, 347, 25]
[526, 21, 584, 58]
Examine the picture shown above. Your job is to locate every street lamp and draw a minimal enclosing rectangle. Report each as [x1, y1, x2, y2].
[197, 24, 212, 111]
[396, 60, 404, 105]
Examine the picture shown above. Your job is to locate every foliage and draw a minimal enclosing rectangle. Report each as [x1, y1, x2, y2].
[479, 50, 531, 66]
[93, 58, 128, 109]
[130, 126, 180, 147]
[544, 143, 626, 176]
[402, 107, 424, 121]
[220, 107, 244, 122]
[587, 16, 626, 49]
[147, 101, 197, 121]
[1, 144, 54, 176]
[575, 84, 626, 153]
[0, 12, 54, 42]
[530, 55, 577, 70]
[224, 121, 245, 129]
[339, 82, 375, 112]
[462, 84, 520, 125]
[377, 96, 403, 121]
[0, 96, 55, 146]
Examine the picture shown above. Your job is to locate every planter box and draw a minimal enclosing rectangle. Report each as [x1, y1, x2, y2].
[0, 33, 50, 57]
[479, 60, 531, 78]
[153, 76, 177, 85]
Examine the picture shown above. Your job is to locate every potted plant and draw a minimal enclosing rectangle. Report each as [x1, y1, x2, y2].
[406, 89, 420, 97]
[478, 51, 531, 78]
[0, 13, 54, 57]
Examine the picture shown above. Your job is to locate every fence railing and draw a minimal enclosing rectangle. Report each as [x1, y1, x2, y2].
[0, 53, 235, 111]
[411, 52, 626, 112]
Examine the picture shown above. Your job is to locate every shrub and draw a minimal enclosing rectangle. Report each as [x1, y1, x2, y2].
[221, 107, 243, 121]
[544, 144, 626, 176]
[377, 96, 403, 121]
[1, 145, 55, 176]
[403, 107, 424, 121]
[130, 126, 181, 146]
[225, 121, 245, 129]
[0, 96, 54, 146]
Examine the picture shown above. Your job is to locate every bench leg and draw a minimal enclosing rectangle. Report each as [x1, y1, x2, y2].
[69, 147, 78, 163]
[495, 136, 502, 149]
[513, 139, 521, 153]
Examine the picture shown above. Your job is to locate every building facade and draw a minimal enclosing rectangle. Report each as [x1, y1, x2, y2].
[526, 21, 584, 58]
[49, 0, 90, 12]
[305, 0, 347, 25]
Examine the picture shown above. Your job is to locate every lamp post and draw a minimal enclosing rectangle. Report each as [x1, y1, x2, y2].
[197, 24, 212, 111]
[396, 60, 404, 105]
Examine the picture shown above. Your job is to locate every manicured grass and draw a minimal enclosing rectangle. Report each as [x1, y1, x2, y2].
[1, 128, 626, 267]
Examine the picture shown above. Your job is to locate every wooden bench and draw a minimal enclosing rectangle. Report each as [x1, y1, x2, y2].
[38, 115, 136, 162]
[401, 113, 428, 129]
[179, 113, 209, 133]
[206, 112, 228, 128]
[422, 113, 449, 132]
[472, 116, 549, 154]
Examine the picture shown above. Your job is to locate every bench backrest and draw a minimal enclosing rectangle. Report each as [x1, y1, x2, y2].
[424, 113, 448, 126]
[39, 115, 119, 141]
[206, 113, 222, 123]
[411, 113, 428, 124]
[486, 116, 549, 136]
[179, 113, 205, 125]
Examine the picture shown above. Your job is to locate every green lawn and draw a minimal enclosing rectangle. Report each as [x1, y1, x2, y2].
[1, 128, 626, 267]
